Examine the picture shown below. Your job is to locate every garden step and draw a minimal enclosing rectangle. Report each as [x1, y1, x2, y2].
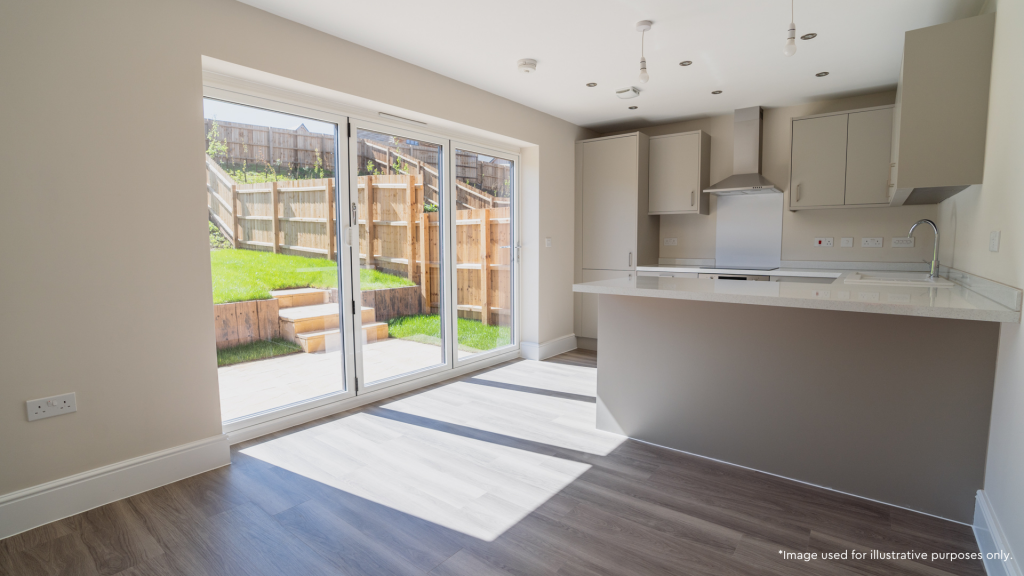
[362, 321, 389, 344]
[361, 306, 376, 324]
[279, 303, 339, 342]
[294, 322, 389, 353]
[270, 288, 329, 309]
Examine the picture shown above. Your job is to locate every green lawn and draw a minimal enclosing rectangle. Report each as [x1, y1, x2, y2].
[217, 338, 302, 367]
[211, 249, 413, 304]
[387, 314, 511, 353]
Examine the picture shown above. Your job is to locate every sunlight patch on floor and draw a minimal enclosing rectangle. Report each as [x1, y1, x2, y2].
[241, 357, 619, 541]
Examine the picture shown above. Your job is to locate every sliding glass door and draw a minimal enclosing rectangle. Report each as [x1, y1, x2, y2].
[205, 88, 521, 428]
[348, 121, 453, 390]
[451, 145, 519, 365]
[202, 96, 356, 429]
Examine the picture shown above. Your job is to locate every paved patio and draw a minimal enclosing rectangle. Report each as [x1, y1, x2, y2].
[219, 338, 476, 422]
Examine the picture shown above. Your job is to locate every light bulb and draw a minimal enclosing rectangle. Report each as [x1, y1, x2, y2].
[784, 22, 797, 56]
[639, 57, 649, 83]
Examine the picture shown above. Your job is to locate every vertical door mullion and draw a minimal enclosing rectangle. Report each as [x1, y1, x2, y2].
[347, 122, 366, 391]
[444, 141, 458, 369]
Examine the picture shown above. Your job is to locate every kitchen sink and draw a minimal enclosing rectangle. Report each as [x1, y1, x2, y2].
[844, 272, 955, 287]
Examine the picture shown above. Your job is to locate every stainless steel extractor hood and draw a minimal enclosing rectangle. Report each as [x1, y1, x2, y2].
[704, 107, 782, 196]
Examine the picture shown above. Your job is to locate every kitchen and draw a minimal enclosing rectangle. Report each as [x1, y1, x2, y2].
[573, 8, 1020, 548]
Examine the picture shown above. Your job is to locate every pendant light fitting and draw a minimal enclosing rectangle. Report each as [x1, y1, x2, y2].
[784, 0, 797, 56]
[637, 21, 652, 84]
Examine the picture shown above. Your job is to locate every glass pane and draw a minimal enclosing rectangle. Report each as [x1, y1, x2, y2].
[356, 129, 446, 384]
[455, 149, 513, 358]
[203, 98, 346, 422]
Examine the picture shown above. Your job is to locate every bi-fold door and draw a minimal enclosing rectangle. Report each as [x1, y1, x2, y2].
[205, 90, 520, 430]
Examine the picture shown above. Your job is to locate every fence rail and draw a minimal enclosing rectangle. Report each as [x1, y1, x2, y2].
[207, 159, 511, 324]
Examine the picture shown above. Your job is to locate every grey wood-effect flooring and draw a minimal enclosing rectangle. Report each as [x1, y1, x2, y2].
[0, 349, 985, 576]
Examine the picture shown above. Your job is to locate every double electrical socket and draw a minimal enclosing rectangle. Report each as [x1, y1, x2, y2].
[861, 237, 884, 248]
[27, 392, 77, 422]
[664, 237, 678, 246]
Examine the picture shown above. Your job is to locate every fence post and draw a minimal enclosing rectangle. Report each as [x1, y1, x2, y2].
[420, 212, 430, 312]
[480, 208, 491, 325]
[231, 183, 239, 249]
[326, 178, 335, 261]
[406, 175, 416, 280]
[270, 181, 280, 254]
[365, 176, 375, 268]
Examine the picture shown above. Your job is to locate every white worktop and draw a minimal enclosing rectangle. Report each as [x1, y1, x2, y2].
[574, 269, 1020, 323]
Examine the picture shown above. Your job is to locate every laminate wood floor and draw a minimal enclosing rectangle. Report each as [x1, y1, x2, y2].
[1, 349, 985, 576]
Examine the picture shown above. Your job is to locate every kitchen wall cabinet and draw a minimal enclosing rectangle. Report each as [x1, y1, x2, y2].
[579, 133, 658, 270]
[648, 131, 711, 215]
[888, 13, 995, 206]
[576, 132, 658, 342]
[788, 105, 894, 211]
[845, 108, 895, 206]
[790, 114, 849, 208]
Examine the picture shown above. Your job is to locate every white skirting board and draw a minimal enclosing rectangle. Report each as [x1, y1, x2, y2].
[520, 334, 577, 361]
[0, 434, 230, 541]
[975, 490, 1022, 576]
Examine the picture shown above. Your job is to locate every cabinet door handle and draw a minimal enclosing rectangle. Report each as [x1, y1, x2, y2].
[690, 190, 695, 207]
[795, 183, 802, 202]
[628, 252, 633, 267]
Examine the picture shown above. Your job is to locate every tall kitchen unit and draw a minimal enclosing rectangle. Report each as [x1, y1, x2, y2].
[575, 132, 658, 347]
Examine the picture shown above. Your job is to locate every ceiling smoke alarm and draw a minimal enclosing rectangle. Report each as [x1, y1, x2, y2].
[616, 87, 640, 99]
[517, 59, 537, 73]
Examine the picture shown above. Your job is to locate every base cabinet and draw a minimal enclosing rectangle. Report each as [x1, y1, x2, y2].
[579, 269, 633, 339]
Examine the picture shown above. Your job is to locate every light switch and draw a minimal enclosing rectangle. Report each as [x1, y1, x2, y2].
[990, 231, 1000, 252]
[840, 238, 853, 248]
[544, 238, 552, 248]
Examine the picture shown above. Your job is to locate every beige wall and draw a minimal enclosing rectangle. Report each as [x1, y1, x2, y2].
[605, 92, 941, 264]
[937, 0, 1024, 556]
[0, 0, 590, 496]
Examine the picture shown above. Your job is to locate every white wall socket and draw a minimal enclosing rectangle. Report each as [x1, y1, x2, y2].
[840, 237, 854, 248]
[27, 392, 77, 422]
[544, 237, 552, 248]
[891, 237, 915, 248]
[663, 237, 678, 246]
[814, 237, 834, 247]
[990, 231, 1000, 252]
[862, 237, 883, 248]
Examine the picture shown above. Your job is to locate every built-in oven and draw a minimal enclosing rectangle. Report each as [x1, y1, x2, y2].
[697, 273, 771, 281]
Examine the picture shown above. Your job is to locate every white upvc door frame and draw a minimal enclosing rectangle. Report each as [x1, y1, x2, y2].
[204, 77, 523, 437]
[347, 119, 457, 393]
[449, 142, 522, 369]
[203, 87, 358, 434]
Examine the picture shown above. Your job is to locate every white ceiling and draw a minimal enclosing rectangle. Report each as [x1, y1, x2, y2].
[237, 0, 984, 132]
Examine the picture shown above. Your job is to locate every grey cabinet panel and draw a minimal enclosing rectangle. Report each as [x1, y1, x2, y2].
[845, 108, 894, 206]
[580, 269, 632, 339]
[790, 115, 849, 208]
[649, 132, 708, 215]
[582, 137, 639, 270]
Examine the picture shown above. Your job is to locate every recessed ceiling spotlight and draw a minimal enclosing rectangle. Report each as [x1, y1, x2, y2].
[586, 82, 597, 87]
[712, 90, 723, 94]
[816, 71, 829, 77]
[679, 60, 692, 67]
[517, 59, 537, 73]
[629, 106, 638, 110]
[801, 33, 817, 40]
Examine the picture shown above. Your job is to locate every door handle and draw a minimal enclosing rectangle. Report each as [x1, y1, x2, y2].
[795, 183, 802, 202]
[628, 252, 633, 267]
[690, 190, 695, 207]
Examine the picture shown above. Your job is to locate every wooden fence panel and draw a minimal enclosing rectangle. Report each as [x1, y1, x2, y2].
[205, 119, 336, 173]
[211, 165, 512, 324]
